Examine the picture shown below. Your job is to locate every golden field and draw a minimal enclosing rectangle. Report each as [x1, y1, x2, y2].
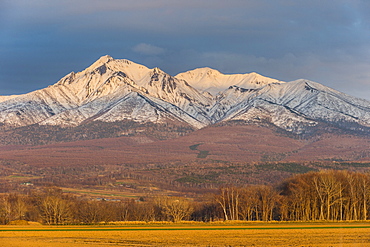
[1, 222, 370, 246]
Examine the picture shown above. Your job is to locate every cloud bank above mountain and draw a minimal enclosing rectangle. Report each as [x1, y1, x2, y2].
[1, 0, 370, 100]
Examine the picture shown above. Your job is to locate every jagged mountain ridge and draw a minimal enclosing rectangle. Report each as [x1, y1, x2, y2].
[1, 55, 370, 139]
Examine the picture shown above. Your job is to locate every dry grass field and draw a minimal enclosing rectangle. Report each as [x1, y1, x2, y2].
[1, 222, 370, 246]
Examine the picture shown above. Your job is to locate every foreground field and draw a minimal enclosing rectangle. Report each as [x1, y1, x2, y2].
[1, 222, 370, 246]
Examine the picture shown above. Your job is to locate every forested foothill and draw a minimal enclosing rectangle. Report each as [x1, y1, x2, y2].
[2, 168, 370, 225]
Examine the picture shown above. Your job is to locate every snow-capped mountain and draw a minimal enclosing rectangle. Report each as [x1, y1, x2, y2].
[0, 55, 211, 129]
[1, 55, 370, 139]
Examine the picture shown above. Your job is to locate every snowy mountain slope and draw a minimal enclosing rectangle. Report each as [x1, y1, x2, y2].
[207, 85, 317, 133]
[262, 80, 370, 125]
[41, 90, 206, 128]
[0, 87, 79, 126]
[0, 55, 370, 139]
[0, 95, 19, 103]
[211, 79, 370, 133]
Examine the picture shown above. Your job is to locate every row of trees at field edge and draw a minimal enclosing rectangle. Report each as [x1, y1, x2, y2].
[1, 170, 370, 224]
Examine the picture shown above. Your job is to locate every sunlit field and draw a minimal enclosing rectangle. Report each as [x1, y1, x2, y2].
[1, 222, 370, 246]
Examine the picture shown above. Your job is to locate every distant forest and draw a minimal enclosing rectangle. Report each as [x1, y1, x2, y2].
[1, 170, 370, 224]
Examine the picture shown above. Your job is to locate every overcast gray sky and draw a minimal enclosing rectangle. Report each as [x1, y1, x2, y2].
[1, 0, 370, 100]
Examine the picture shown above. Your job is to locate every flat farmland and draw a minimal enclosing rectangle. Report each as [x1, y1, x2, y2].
[1, 222, 370, 246]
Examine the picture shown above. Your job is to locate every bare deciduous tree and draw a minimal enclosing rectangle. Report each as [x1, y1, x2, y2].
[157, 196, 193, 222]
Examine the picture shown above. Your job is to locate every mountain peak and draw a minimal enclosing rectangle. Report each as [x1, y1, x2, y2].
[176, 68, 282, 95]
[152, 67, 163, 74]
[86, 55, 114, 71]
[177, 67, 222, 78]
[99, 54, 113, 61]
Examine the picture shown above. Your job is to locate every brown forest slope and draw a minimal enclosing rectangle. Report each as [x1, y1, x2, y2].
[0, 125, 369, 167]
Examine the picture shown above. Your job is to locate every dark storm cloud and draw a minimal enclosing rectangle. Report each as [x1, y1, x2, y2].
[1, 0, 370, 99]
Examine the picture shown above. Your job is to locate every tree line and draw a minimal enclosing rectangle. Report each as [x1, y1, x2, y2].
[1, 170, 370, 224]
